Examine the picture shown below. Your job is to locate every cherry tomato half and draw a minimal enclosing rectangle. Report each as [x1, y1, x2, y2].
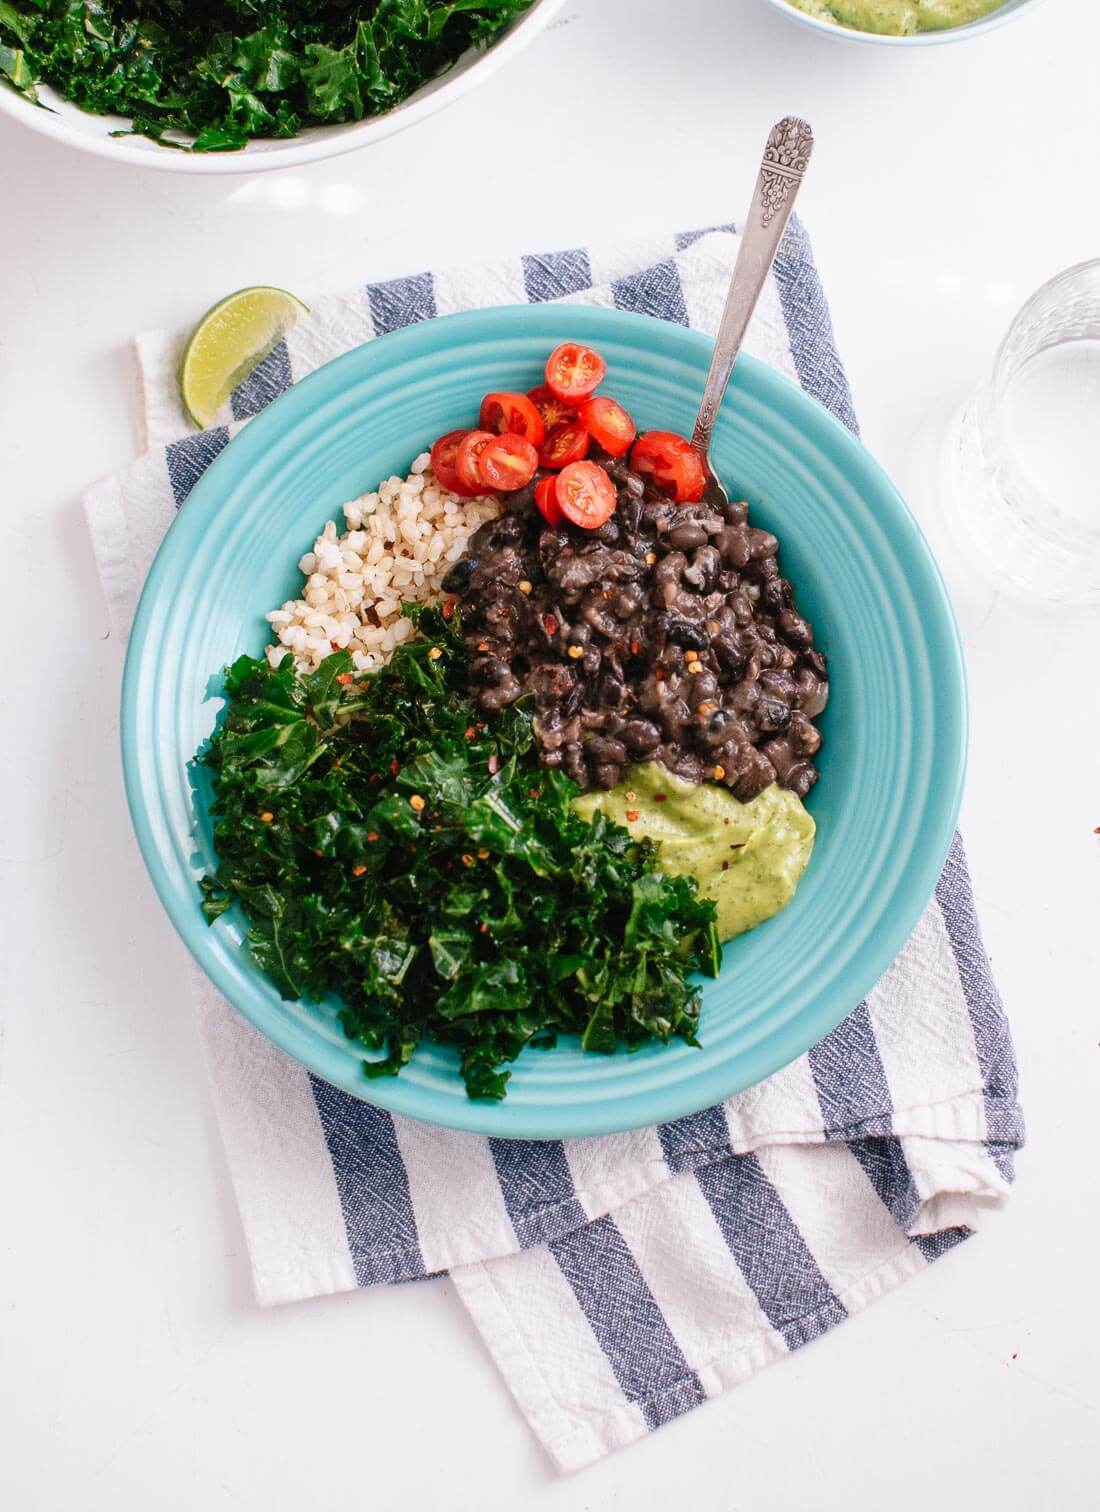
[556, 460, 618, 530]
[456, 430, 495, 494]
[478, 433, 539, 492]
[527, 384, 577, 432]
[545, 342, 607, 405]
[535, 475, 563, 527]
[538, 421, 590, 470]
[579, 396, 636, 457]
[430, 429, 478, 497]
[629, 430, 706, 504]
[479, 391, 546, 447]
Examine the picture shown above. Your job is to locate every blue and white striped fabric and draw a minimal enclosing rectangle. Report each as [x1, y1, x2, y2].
[84, 223, 1024, 1474]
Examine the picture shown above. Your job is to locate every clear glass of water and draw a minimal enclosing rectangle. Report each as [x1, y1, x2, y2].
[946, 259, 1100, 605]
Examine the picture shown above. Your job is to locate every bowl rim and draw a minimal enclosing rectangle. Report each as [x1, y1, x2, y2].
[759, 0, 1047, 45]
[0, 0, 564, 174]
[121, 304, 968, 1138]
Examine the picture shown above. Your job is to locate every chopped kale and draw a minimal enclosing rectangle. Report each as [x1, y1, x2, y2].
[199, 606, 719, 1099]
[0, 1, 535, 151]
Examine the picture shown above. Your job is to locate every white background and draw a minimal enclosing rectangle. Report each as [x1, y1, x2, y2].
[2, 1, 1099, 1507]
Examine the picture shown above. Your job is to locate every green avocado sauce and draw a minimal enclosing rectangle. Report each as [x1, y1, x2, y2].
[573, 764, 815, 944]
[788, 0, 1003, 33]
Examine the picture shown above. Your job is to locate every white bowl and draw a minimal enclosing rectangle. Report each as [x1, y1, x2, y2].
[0, 0, 564, 174]
[761, 0, 1047, 45]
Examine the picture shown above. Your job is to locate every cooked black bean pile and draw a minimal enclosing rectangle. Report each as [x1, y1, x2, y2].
[443, 455, 828, 798]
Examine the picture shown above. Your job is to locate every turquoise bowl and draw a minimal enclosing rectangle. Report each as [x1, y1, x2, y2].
[121, 305, 966, 1138]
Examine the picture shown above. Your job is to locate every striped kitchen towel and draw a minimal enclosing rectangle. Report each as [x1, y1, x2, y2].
[84, 222, 1024, 1474]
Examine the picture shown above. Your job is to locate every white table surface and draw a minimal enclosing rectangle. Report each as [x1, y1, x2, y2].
[2, 1, 1099, 1507]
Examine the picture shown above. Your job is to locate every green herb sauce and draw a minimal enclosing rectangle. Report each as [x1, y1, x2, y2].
[574, 765, 814, 943]
[787, 0, 1004, 33]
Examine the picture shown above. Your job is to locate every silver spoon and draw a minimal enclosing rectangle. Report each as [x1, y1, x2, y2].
[691, 116, 814, 508]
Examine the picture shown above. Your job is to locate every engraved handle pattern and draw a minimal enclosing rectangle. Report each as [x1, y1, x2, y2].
[691, 117, 814, 460]
[759, 116, 814, 228]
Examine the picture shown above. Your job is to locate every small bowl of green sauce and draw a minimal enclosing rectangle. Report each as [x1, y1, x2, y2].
[763, 0, 1047, 44]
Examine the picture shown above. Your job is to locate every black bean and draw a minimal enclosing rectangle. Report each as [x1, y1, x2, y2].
[755, 697, 791, 734]
[761, 575, 792, 614]
[747, 527, 779, 559]
[666, 617, 709, 650]
[586, 736, 627, 764]
[712, 632, 746, 676]
[480, 679, 522, 710]
[441, 557, 478, 594]
[789, 712, 822, 757]
[622, 718, 661, 754]
[683, 546, 720, 593]
[778, 608, 813, 647]
[529, 663, 576, 700]
[668, 521, 708, 551]
[716, 525, 751, 568]
[593, 763, 622, 790]
[733, 747, 777, 802]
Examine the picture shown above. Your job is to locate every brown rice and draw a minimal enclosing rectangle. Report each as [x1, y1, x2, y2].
[264, 451, 501, 675]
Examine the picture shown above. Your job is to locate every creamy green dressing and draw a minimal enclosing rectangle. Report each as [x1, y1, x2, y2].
[573, 764, 815, 943]
[788, 0, 1003, 32]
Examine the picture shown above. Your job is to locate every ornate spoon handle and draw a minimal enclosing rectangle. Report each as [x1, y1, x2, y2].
[691, 117, 814, 459]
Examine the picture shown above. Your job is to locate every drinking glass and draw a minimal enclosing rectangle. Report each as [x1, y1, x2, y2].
[945, 260, 1100, 605]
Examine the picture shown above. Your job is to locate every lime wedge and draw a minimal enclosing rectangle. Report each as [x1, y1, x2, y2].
[180, 286, 308, 428]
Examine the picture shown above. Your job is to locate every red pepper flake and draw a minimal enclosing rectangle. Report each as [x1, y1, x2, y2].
[352, 865, 367, 877]
[729, 842, 745, 850]
[368, 772, 380, 785]
[544, 616, 558, 635]
[654, 669, 666, 681]
[442, 597, 456, 619]
[479, 922, 489, 934]
[336, 672, 354, 686]
[487, 754, 500, 775]
[723, 817, 730, 825]
[464, 726, 476, 740]
[477, 641, 490, 652]
[528, 787, 539, 798]
[390, 760, 400, 776]
[653, 793, 667, 803]
[630, 640, 641, 655]
[721, 861, 729, 871]
[367, 831, 380, 842]
[626, 810, 640, 823]
[260, 811, 274, 823]
[1095, 826, 1100, 834]
[331, 757, 341, 769]
[313, 849, 322, 857]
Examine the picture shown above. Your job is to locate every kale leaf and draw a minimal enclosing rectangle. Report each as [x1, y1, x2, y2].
[0, 1, 535, 151]
[199, 606, 719, 1099]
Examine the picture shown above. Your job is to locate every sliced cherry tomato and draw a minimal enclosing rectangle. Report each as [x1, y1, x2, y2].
[527, 384, 577, 432]
[629, 430, 706, 504]
[545, 342, 607, 405]
[538, 421, 590, 470]
[479, 391, 546, 447]
[579, 396, 637, 457]
[556, 460, 618, 530]
[456, 429, 495, 494]
[535, 475, 563, 527]
[429, 429, 478, 497]
[478, 433, 539, 492]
